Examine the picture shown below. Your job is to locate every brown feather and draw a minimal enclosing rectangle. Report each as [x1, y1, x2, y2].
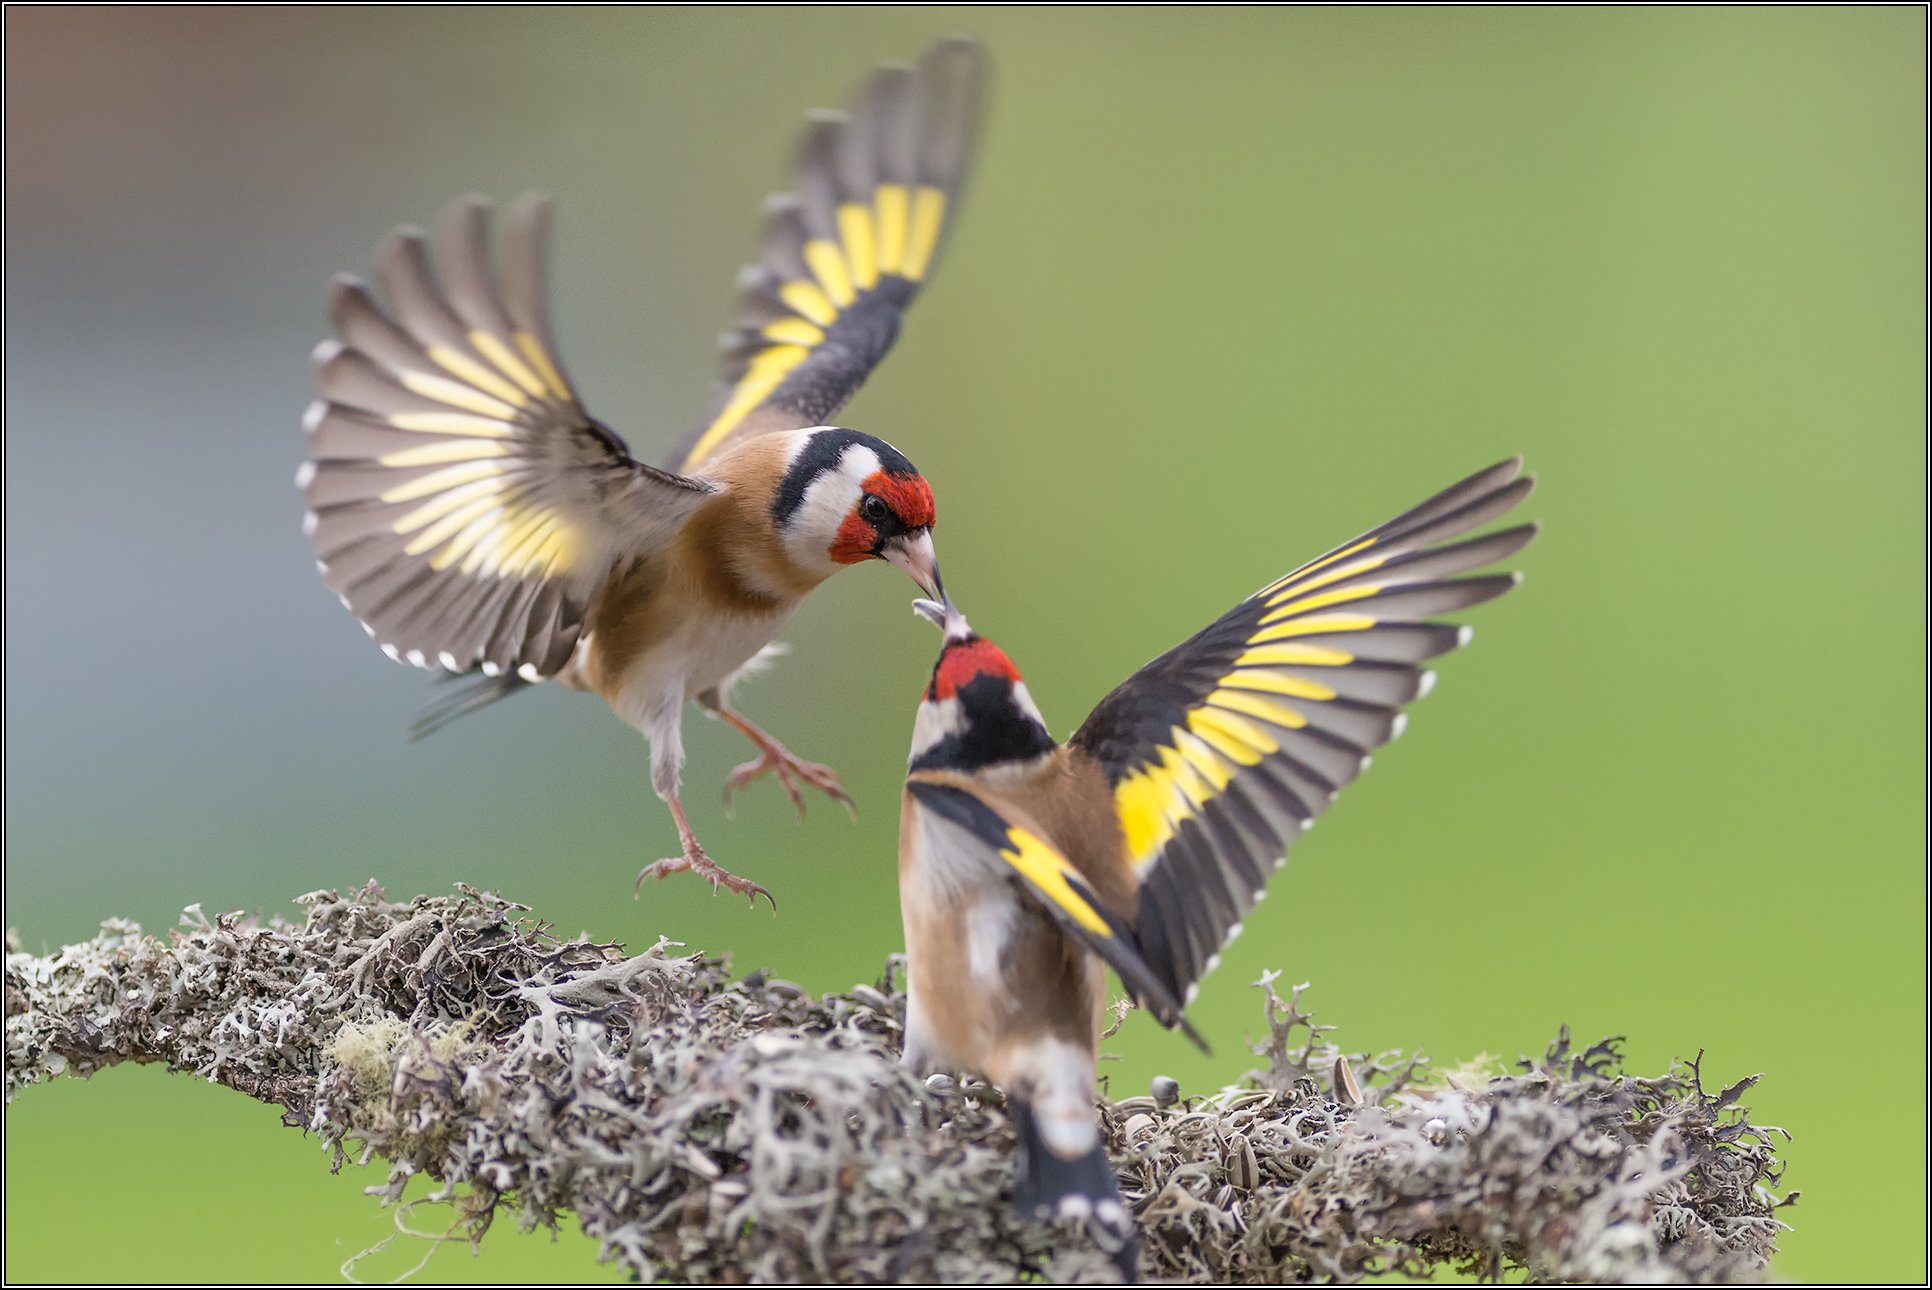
[578, 551, 677, 699]
[907, 753, 1136, 912]
[977, 748, 1137, 917]
[580, 435, 825, 702]
[674, 435, 826, 606]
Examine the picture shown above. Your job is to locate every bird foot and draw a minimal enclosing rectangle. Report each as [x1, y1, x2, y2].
[635, 837, 774, 910]
[723, 742, 856, 820]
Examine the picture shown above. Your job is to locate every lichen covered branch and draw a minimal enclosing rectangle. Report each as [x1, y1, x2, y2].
[4, 884, 1794, 1283]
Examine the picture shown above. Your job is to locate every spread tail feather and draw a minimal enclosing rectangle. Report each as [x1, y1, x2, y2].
[408, 671, 534, 741]
[1011, 1099, 1138, 1281]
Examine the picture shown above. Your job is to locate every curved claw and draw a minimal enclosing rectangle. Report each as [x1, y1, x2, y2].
[722, 747, 856, 822]
[634, 850, 775, 911]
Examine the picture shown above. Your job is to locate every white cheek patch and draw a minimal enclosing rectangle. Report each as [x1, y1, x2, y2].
[784, 473, 856, 567]
[1009, 680, 1049, 731]
[778, 441, 885, 570]
[908, 695, 964, 766]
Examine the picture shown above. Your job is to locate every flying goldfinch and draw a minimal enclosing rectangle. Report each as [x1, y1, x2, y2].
[298, 39, 985, 904]
[897, 458, 1538, 1266]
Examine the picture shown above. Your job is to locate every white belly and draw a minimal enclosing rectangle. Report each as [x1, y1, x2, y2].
[602, 606, 798, 733]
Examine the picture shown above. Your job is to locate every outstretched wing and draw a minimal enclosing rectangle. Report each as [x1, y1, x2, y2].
[674, 37, 986, 473]
[906, 779, 1207, 1049]
[1069, 458, 1538, 1007]
[301, 194, 717, 681]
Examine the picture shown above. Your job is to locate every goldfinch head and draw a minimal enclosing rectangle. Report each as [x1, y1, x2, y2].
[908, 599, 1054, 772]
[772, 428, 940, 596]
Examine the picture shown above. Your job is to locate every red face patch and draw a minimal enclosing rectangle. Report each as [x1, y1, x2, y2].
[930, 637, 1021, 701]
[828, 511, 876, 564]
[866, 470, 936, 530]
[829, 470, 936, 565]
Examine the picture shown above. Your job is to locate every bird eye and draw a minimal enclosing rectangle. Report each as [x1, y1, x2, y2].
[860, 495, 890, 524]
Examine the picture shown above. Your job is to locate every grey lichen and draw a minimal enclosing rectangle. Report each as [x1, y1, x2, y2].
[4, 883, 1794, 1283]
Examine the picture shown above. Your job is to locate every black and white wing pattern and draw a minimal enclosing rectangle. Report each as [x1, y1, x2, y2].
[300, 194, 716, 681]
[1068, 459, 1539, 1010]
[674, 36, 986, 473]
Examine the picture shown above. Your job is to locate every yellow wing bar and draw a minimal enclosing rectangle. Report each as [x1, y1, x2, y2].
[1070, 459, 1538, 1007]
[905, 779, 1203, 1044]
[678, 38, 985, 473]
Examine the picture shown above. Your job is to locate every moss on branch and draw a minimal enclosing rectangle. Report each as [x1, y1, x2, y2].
[4, 883, 1793, 1282]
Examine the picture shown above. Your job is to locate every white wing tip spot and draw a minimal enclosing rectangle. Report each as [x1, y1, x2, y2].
[1391, 712, 1410, 741]
[302, 511, 319, 537]
[381, 643, 402, 662]
[1056, 1195, 1094, 1221]
[1509, 570, 1525, 586]
[405, 649, 428, 669]
[1360, 753, 1374, 773]
[1184, 983, 1201, 1004]
[301, 401, 327, 434]
[294, 461, 317, 489]
[1416, 669, 1438, 699]
[437, 651, 460, 672]
[1457, 624, 1476, 646]
[480, 661, 502, 678]
[1299, 817, 1315, 832]
[1204, 952, 1222, 975]
[517, 663, 542, 683]
[311, 339, 344, 366]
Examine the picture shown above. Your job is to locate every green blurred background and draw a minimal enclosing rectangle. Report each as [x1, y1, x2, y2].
[5, 7, 1923, 1282]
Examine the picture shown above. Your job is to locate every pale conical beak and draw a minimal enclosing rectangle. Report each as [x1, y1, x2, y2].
[883, 528, 943, 602]
[912, 585, 974, 645]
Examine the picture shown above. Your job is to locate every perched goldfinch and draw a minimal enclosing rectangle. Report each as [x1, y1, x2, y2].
[298, 39, 985, 904]
[897, 458, 1538, 1266]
